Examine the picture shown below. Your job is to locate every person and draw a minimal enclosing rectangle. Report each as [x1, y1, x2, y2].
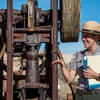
[52, 21, 100, 100]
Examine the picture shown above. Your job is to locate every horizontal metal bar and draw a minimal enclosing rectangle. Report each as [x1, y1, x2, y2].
[14, 26, 51, 33]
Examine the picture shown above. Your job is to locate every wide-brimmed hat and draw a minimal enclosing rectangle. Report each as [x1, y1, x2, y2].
[80, 21, 100, 36]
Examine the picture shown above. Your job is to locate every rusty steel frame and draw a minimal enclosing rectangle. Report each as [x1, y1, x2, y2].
[6, 0, 59, 100]
[7, 0, 13, 100]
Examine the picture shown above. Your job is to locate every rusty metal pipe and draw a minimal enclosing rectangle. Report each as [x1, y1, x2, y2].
[14, 26, 51, 33]
[26, 49, 39, 99]
[52, 0, 58, 100]
[22, 4, 28, 28]
[26, 51, 39, 83]
[7, 0, 13, 100]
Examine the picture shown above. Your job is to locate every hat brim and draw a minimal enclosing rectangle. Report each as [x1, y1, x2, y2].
[80, 29, 100, 36]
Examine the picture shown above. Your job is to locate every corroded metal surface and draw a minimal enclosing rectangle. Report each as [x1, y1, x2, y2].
[52, 0, 58, 99]
[26, 51, 39, 83]
[28, 0, 35, 29]
[7, 0, 13, 100]
[0, 0, 59, 99]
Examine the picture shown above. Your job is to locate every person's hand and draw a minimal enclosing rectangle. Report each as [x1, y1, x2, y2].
[83, 64, 99, 79]
[52, 59, 66, 68]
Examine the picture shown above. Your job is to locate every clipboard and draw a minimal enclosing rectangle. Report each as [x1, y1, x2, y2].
[83, 55, 100, 90]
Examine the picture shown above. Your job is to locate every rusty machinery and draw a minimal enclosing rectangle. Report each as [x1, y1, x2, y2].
[0, 0, 80, 100]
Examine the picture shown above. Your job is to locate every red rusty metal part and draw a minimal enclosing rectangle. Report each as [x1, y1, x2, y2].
[52, 0, 58, 99]
[7, 0, 13, 100]
[14, 33, 26, 42]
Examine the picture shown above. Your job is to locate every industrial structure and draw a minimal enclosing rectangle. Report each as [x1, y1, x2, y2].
[0, 0, 80, 100]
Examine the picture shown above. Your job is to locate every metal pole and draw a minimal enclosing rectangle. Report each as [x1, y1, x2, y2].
[26, 50, 39, 83]
[7, 0, 13, 100]
[52, 0, 58, 100]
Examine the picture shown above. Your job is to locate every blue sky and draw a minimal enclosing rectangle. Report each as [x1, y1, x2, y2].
[0, 0, 100, 54]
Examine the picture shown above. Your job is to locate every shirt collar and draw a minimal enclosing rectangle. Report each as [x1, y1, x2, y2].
[84, 45, 100, 56]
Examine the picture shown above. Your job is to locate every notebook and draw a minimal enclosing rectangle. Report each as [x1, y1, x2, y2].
[83, 55, 100, 90]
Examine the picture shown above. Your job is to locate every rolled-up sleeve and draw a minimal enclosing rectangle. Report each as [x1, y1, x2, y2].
[69, 54, 77, 71]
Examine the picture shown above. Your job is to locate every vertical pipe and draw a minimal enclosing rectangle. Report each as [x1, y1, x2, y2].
[26, 49, 39, 99]
[7, 0, 13, 100]
[22, 4, 28, 28]
[52, 0, 58, 100]
[26, 51, 39, 83]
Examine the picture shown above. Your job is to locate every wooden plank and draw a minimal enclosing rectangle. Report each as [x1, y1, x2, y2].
[61, 0, 80, 42]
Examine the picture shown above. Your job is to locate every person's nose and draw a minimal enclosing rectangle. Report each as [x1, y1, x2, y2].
[82, 36, 86, 41]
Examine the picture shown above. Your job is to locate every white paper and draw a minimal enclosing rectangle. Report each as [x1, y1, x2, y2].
[87, 55, 100, 85]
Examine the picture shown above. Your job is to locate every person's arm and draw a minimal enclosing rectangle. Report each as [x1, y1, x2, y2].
[61, 66, 76, 84]
[52, 59, 77, 84]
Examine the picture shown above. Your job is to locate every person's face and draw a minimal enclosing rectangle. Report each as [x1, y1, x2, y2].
[82, 33, 98, 49]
